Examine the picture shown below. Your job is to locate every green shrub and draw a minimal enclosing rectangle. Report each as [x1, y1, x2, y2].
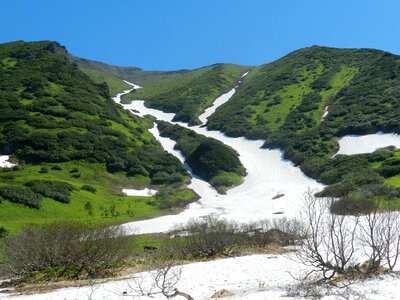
[81, 185, 97, 193]
[39, 167, 49, 174]
[0, 226, 8, 238]
[25, 180, 73, 204]
[0, 186, 43, 208]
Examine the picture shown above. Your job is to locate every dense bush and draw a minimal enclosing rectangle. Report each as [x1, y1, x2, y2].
[25, 180, 74, 203]
[81, 184, 96, 193]
[158, 121, 245, 187]
[187, 140, 246, 181]
[0, 186, 43, 208]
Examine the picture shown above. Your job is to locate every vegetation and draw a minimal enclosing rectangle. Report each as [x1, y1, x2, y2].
[122, 64, 250, 125]
[0, 222, 130, 279]
[157, 121, 246, 193]
[204, 46, 400, 203]
[0, 41, 197, 231]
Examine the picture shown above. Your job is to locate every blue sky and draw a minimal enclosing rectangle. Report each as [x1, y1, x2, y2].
[1, 0, 399, 70]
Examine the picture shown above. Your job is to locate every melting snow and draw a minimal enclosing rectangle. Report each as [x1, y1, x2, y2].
[0, 156, 15, 168]
[336, 132, 400, 155]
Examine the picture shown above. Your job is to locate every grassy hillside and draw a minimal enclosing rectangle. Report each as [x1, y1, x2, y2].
[205, 46, 400, 204]
[72, 57, 250, 125]
[158, 121, 246, 193]
[122, 64, 251, 125]
[70, 56, 197, 96]
[0, 41, 196, 232]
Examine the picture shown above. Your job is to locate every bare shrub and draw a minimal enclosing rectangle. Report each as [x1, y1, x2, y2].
[295, 190, 359, 280]
[169, 215, 239, 258]
[0, 222, 130, 278]
[358, 202, 400, 273]
[126, 260, 193, 299]
[241, 217, 304, 248]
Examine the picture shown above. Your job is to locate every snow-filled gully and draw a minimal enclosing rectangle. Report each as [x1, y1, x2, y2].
[113, 80, 323, 234]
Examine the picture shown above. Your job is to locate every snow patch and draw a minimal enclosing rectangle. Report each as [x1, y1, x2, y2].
[322, 105, 329, 119]
[0, 155, 16, 168]
[122, 188, 157, 197]
[198, 88, 236, 125]
[336, 132, 400, 155]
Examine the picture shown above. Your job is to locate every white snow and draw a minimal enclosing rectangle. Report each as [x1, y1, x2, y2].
[122, 188, 157, 197]
[336, 132, 400, 155]
[0, 156, 15, 168]
[322, 105, 329, 119]
[2, 253, 400, 300]
[198, 88, 236, 125]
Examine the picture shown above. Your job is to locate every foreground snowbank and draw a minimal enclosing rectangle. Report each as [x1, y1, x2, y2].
[2, 253, 400, 300]
[336, 132, 400, 155]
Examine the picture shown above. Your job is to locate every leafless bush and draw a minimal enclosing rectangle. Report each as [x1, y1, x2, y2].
[295, 189, 400, 285]
[295, 190, 359, 280]
[0, 222, 130, 278]
[169, 215, 240, 258]
[358, 202, 400, 273]
[241, 217, 304, 247]
[126, 260, 193, 299]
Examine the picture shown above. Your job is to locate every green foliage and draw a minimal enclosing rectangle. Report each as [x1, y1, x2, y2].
[123, 64, 250, 125]
[0, 226, 8, 238]
[0, 186, 43, 208]
[0, 41, 187, 186]
[158, 121, 246, 192]
[151, 188, 199, 209]
[38, 167, 49, 174]
[25, 180, 73, 204]
[81, 184, 97, 193]
[202, 46, 400, 202]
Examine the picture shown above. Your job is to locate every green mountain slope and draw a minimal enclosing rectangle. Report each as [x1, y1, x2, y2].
[124, 64, 249, 125]
[122, 64, 250, 125]
[206, 46, 400, 203]
[70, 56, 197, 96]
[72, 56, 250, 125]
[0, 41, 194, 231]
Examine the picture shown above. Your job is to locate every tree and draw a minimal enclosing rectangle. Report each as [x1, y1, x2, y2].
[295, 190, 359, 281]
[125, 260, 193, 299]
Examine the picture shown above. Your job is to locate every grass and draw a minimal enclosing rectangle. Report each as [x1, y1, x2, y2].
[316, 66, 358, 123]
[210, 171, 243, 194]
[248, 65, 324, 130]
[1, 57, 17, 68]
[0, 161, 196, 233]
[77, 67, 132, 96]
